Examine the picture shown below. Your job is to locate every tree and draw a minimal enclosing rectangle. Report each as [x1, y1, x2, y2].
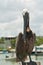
[35, 36, 43, 46]
[10, 38, 16, 48]
[0, 37, 4, 44]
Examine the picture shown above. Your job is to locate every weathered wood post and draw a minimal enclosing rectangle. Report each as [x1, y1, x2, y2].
[22, 61, 41, 65]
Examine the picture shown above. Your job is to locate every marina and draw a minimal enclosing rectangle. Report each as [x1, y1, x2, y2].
[0, 45, 43, 65]
[0, 53, 43, 65]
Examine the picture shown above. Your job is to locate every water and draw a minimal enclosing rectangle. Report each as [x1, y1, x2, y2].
[0, 53, 43, 65]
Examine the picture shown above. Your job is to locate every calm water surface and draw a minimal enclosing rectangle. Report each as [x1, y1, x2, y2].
[0, 53, 43, 65]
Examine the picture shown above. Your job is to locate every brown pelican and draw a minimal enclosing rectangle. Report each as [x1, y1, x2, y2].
[16, 11, 36, 62]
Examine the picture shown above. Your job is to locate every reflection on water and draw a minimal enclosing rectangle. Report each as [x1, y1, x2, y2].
[0, 53, 43, 65]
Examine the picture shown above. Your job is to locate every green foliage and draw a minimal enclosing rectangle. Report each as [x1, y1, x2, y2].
[0, 37, 4, 43]
[10, 38, 16, 48]
[0, 36, 43, 49]
[35, 36, 43, 46]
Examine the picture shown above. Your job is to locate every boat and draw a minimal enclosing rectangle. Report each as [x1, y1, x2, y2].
[5, 49, 16, 61]
[32, 45, 43, 55]
[5, 55, 16, 61]
[0, 51, 3, 54]
[0, 50, 8, 54]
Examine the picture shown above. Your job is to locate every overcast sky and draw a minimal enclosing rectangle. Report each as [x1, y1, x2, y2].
[0, 0, 43, 37]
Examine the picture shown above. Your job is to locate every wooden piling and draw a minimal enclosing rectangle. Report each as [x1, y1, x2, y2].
[36, 62, 41, 65]
[21, 61, 41, 65]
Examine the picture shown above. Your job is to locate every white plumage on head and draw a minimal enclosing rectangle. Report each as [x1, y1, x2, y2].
[22, 8, 29, 16]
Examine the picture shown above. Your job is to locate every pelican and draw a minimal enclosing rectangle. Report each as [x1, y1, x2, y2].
[16, 11, 36, 62]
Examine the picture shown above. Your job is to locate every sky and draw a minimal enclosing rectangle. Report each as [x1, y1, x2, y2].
[0, 0, 43, 37]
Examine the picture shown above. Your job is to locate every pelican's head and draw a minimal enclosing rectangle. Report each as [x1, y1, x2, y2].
[22, 9, 29, 16]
